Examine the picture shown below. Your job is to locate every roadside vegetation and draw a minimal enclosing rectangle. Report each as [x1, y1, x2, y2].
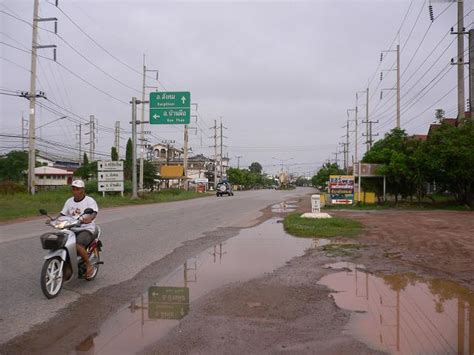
[311, 121, 474, 209]
[0, 188, 209, 221]
[283, 213, 363, 238]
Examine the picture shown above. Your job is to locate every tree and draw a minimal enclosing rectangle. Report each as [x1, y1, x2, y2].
[111, 147, 118, 161]
[311, 162, 343, 190]
[74, 161, 97, 181]
[124, 138, 133, 180]
[248, 162, 262, 174]
[83, 152, 89, 166]
[143, 160, 157, 190]
[419, 121, 474, 206]
[363, 128, 422, 203]
[0, 150, 28, 182]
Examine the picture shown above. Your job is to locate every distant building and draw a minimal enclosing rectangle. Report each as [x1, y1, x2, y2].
[34, 166, 73, 190]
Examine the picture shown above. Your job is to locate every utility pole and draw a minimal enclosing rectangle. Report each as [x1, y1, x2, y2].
[21, 113, 27, 150]
[362, 120, 379, 150]
[219, 121, 227, 180]
[183, 124, 189, 189]
[396, 44, 400, 128]
[457, 0, 465, 121]
[139, 54, 158, 192]
[469, 29, 474, 118]
[365, 87, 369, 153]
[380, 45, 401, 128]
[27, 0, 40, 195]
[77, 124, 82, 163]
[27, 0, 57, 194]
[131, 97, 138, 199]
[210, 120, 218, 188]
[114, 121, 120, 158]
[235, 155, 242, 169]
[89, 115, 95, 161]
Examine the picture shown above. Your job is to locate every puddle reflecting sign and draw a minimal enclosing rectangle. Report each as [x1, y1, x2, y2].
[148, 286, 190, 320]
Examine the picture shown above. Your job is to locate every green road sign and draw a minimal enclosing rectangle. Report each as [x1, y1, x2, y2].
[149, 92, 191, 124]
[148, 303, 190, 320]
[148, 286, 189, 304]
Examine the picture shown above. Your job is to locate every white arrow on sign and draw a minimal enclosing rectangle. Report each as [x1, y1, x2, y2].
[153, 114, 159, 119]
[181, 96, 186, 104]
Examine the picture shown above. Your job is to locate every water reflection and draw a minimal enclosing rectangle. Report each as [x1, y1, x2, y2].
[271, 201, 297, 213]
[319, 262, 474, 355]
[73, 219, 312, 354]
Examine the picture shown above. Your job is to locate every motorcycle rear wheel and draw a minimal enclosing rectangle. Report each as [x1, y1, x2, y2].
[86, 248, 100, 281]
[41, 257, 64, 299]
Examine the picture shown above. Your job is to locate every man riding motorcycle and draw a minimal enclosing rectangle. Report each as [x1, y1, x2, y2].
[50, 179, 98, 279]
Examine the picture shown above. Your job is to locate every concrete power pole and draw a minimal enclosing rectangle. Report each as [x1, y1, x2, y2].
[396, 44, 400, 128]
[139, 55, 158, 192]
[469, 29, 474, 118]
[219, 121, 227, 180]
[89, 115, 95, 161]
[27, 0, 57, 194]
[183, 124, 189, 189]
[27, 0, 40, 195]
[365, 87, 370, 153]
[131, 97, 138, 199]
[77, 124, 82, 163]
[211, 120, 218, 188]
[114, 121, 120, 158]
[235, 155, 242, 169]
[457, 0, 466, 121]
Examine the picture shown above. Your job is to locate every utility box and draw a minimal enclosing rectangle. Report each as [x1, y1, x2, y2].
[311, 194, 321, 213]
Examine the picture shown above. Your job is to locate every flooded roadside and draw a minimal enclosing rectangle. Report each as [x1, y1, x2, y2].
[318, 262, 474, 355]
[73, 218, 313, 354]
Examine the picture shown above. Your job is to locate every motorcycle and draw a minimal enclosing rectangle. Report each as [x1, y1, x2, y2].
[39, 208, 103, 299]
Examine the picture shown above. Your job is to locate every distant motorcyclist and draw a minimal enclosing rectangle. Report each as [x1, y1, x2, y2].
[56, 179, 98, 279]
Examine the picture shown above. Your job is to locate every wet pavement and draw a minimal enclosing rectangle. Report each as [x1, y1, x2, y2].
[72, 218, 313, 354]
[271, 200, 298, 213]
[318, 262, 474, 355]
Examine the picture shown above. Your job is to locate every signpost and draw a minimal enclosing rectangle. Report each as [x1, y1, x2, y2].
[149, 92, 190, 125]
[148, 286, 190, 320]
[98, 160, 124, 196]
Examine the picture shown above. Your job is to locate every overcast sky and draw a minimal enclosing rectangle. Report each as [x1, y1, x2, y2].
[1, 0, 473, 175]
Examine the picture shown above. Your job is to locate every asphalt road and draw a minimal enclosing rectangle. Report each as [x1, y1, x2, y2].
[0, 187, 314, 345]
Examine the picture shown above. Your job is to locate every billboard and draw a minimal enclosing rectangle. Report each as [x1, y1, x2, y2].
[329, 175, 354, 205]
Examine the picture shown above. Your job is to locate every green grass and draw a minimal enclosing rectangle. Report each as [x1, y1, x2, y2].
[0, 189, 210, 221]
[283, 213, 363, 238]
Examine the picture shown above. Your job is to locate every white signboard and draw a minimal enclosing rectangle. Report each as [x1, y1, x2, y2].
[98, 171, 124, 182]
[311, 194, 321, 213]
[98, 181, 124, 192]
[98, 161, 123, 172]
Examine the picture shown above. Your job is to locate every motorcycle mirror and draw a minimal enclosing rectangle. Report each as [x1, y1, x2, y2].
[39, 209, 48, 215]
[83, 208, 94, 214]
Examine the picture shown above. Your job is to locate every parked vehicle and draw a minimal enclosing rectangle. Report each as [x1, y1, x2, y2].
[39, 208, 103, 299]
[216, 182, 234, 197]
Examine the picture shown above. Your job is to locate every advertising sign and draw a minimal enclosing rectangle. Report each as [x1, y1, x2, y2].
[329, 175, 354, 205]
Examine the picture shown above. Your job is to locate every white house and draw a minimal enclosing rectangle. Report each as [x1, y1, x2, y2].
[34, 166, 73, 189]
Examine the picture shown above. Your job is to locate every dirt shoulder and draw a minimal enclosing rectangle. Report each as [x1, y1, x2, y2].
[332, 209, 474, 290]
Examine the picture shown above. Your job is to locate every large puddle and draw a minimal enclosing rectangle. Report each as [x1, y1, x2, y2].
[318, 262, 474, 355]
[72, 219, 313, 354]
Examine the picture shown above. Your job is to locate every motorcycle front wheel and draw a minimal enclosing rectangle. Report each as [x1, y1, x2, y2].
[41, 257, 64, 299]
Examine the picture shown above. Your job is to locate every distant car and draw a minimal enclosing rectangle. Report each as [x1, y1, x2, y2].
[216, 182, 234, 197]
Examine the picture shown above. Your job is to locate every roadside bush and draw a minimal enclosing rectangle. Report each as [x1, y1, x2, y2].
[0, 180, 27, 194]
